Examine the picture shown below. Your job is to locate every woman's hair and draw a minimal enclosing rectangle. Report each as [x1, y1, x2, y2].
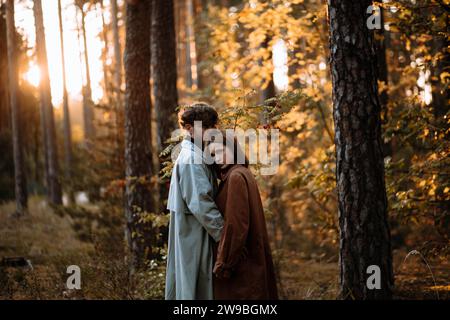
[178, 102, 218, 129]
[217, 130, 249, 167]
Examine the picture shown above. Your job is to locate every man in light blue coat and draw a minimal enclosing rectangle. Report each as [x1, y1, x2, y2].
[165, 103, 224, 300]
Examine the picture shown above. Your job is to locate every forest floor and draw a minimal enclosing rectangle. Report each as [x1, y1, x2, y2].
[278, 249, 450, 300]
[0, 197, 449, 300]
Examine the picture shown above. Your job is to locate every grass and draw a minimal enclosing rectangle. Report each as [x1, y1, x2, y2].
[277, 248, 450, 300]
[0, 197, 164, 300]
[393, 249, 450, 300]
[278, 251, 339, 299]
[0, 198, 92, 261]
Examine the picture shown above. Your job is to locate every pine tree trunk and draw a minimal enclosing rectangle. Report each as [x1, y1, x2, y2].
[6, 0, 27, 215]
[39, 78, 51, 196]
[111, 0, 122, 98]
[124, 0, 155, 270]
[99, 0, 110, 104]
[328, 0, 394, 300]
[430, 38, 448, 118]
[110, 0, 124, 162]
[261, 36, 275, 101]
[377, 8, 389, 109]
[376, 8, 391, 157]
[34, 0, 62, 205]
[58, 0, 74, 203]
[151, 0, 178, 150]
[185, 0, 196, 89]
[174, 0, 187, 91]
[151, 0, 178, 209]
[79, 6, 95, 141]
[0, 13, 10, 134]
[193, 0, 207, 90]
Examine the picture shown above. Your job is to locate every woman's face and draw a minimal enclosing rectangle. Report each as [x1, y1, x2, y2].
[209, 142, 234, 165]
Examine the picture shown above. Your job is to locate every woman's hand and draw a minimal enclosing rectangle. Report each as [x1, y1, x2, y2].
[213, 263, 232, 279]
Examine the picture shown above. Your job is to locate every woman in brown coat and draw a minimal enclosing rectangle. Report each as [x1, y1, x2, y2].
[208, 133, 278, 300]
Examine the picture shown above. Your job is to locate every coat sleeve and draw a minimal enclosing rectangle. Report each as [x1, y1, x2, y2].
[178, 163, 224, 242]
[213, 173, 250, 279]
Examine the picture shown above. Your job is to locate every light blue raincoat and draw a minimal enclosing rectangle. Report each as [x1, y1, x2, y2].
[165, 139, 224, 300]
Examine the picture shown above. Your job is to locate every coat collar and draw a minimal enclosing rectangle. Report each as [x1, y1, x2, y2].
[220, 164, 246, 181]
[181, 137, 205, 159]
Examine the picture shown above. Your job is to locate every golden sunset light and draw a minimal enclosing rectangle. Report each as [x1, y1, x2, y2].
[15, 0, 109, 106]
[23, 62, 40, 87]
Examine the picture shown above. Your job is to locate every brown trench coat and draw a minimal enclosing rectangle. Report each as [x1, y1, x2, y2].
[213, 164, 278, 300]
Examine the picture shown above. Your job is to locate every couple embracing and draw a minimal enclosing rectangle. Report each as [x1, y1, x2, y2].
[165, 103, 278, 300]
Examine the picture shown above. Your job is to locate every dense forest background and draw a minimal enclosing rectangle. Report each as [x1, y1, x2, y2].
[0, 0, 448, 299]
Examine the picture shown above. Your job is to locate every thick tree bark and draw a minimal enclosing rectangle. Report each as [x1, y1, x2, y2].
[6, 0, 27, 215]
[151, 1, 178, 152]
[328, 0, 394, 299]
[34, 0, 62, 205]
[124, 0, 155, 270]
[376, 8, 391, 157]
[58, 0, 74, 202]
[377, 8, 389, 109]
[151, 0, 179, 208]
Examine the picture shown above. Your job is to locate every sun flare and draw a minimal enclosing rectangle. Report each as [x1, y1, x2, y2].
[15, 0, 107, 107]
[23, 63, 41, 87]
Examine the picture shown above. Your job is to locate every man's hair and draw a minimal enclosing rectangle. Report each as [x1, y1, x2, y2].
[179, 102, 218, 129]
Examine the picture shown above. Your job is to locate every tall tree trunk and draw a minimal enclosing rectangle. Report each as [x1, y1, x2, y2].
[6, 0, 27, 215]
[34, 0, 63, 205]
[376, 8, 391, 157]
[377, 8, 389, 110]
[288, 46, 301, 90]
[174, 0, 186, 92]
[110, 0, 124, 161]
[193, 0, 207, 90]
[75, 14, 89, 138]
[124, 0, 155, 271]
[328, 0, 393, 299]
[79, 5, 95, 141]
[151, 1, 178, 149]
[0, 12, 11, 134]
[261, 76, 276, 103]
[261, 37, 276, 102]
[175, 0, 194, 91]
[111, 0, 122, 98]
[58, 0, 74, 203]
[151, 0, 179, 209]
[39, 74, 50, 195]
[183, 0, 192, 89]
[185, 0, 198, 90]
[99, 0, 110, 104]
[430, 38, 449, 118]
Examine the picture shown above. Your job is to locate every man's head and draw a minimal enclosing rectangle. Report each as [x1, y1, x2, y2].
[178, 102, 218, 139]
